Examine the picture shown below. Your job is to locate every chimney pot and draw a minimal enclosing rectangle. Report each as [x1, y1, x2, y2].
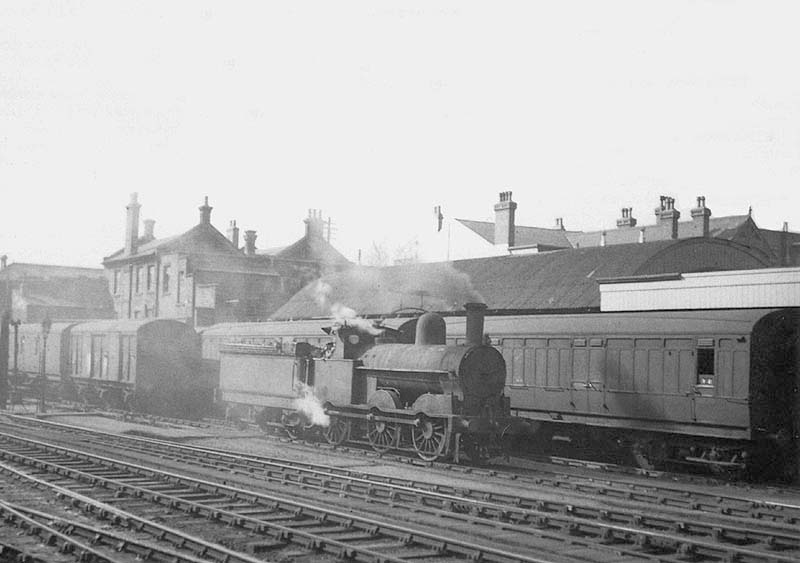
[616, 206, 637, 228]
[143, 219, 155, 240]
[199, 196, 213, 225]
[125, 192, 141, 255]
[690, 195, 712, 236]
[655, 195, 680, 238]
[227, 220, 240, 249]
[244, 230, 257, 256]
[494, 190, 517, 248]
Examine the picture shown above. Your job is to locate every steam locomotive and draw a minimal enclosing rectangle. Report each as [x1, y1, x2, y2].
[215, 303, 519, 461]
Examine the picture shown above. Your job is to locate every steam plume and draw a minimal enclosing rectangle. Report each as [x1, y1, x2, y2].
[293, 382, 330, 427]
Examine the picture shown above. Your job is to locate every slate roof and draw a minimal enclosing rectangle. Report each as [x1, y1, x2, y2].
[757, 227, 800, 264]
[457, 214, 762, 252]
[455, 219, 575, 249]
[563, 215, 754, 248]
[103, 223, 239, 264]
[1, 263, 106, 280]
[14, 277, 114, 312]
[272, 238, 770, 319]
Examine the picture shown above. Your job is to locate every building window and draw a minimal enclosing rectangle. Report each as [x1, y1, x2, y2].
[144, 305, 150, 318]
[177, 270, 184, 303]
[146, 265, 155, 291]
[113, 270, 120, 294]
[697, 348, 715, 386]
[135, 266, 143, 293]
[162, 265, 171, 294]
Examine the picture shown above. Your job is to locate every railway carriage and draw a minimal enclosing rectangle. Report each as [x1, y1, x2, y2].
[64, 319, 208, 416]
[10, 322, 77, 399]
[444, 308, 800, 479]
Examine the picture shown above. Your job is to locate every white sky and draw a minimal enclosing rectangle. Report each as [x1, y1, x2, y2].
[1, 1, 798, 267]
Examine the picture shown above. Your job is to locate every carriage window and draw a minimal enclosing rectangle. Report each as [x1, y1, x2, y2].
[696, 348, 715, 386]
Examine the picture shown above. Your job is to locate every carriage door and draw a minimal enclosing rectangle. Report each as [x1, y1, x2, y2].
[662, 338, 695, 423]
[91, 335, 105, 379]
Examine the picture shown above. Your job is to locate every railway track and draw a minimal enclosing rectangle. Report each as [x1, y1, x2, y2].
[13, 414, 800, 525]
[4, 415, 800, 562]
[0, 428, 565, 563]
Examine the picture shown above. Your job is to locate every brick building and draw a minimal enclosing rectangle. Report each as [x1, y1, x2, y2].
[102, 194, 350, 326]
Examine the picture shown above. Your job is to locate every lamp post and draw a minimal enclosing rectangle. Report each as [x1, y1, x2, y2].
[39, 315, 52, 413]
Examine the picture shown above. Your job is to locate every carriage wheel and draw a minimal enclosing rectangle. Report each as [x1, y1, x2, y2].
[411, 417, 448, 461]
[631, 439, 666, 471]
[283, 412, 305, 440]
[461, 435, 490, 464]
[324, 417, 351, 445]
[366, 417, 400, 453]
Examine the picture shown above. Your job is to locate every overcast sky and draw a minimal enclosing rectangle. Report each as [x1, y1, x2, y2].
[1, 1, 798, 267]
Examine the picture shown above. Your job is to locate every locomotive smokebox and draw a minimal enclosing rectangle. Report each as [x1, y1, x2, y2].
[415, 312, 446, 345]
[465, 302, 487, 346]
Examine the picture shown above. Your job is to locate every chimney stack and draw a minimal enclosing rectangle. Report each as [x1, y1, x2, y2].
[654, 195, 680, 239]
[304, 209, 325, 239]
[779, 221, 790, 266]
[494, 191, 517, 248]
[0, 255, 7, 270]
[555, 217, 565, 230]
[616, 207, 637, 228]
[244, 230, 257, 256]
[125, 192, 141, 255]
[198, 196, 213, 225]
[465, 302, 487, 347]
[690, 196, 712, 237]
[227, 220, 240, 249]
[143, 219, 155, 240]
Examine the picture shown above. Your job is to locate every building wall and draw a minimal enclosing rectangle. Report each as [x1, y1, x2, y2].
[600, 267, 800, 311]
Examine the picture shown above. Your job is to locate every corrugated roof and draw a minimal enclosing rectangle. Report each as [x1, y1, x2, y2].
[272, 238, 770, 319]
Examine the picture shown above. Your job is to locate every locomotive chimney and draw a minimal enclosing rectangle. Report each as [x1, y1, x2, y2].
[414, 312, 446, 346]
[465, 302, 487, 347]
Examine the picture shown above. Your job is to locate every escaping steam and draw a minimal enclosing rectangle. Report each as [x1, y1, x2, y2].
[293, 382, 330, 427]
[314, 280, 383, 336]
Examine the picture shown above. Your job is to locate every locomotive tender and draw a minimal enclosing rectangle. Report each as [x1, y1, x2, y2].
[9, 319, 210, 417]
[217, 303, 515, 461]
